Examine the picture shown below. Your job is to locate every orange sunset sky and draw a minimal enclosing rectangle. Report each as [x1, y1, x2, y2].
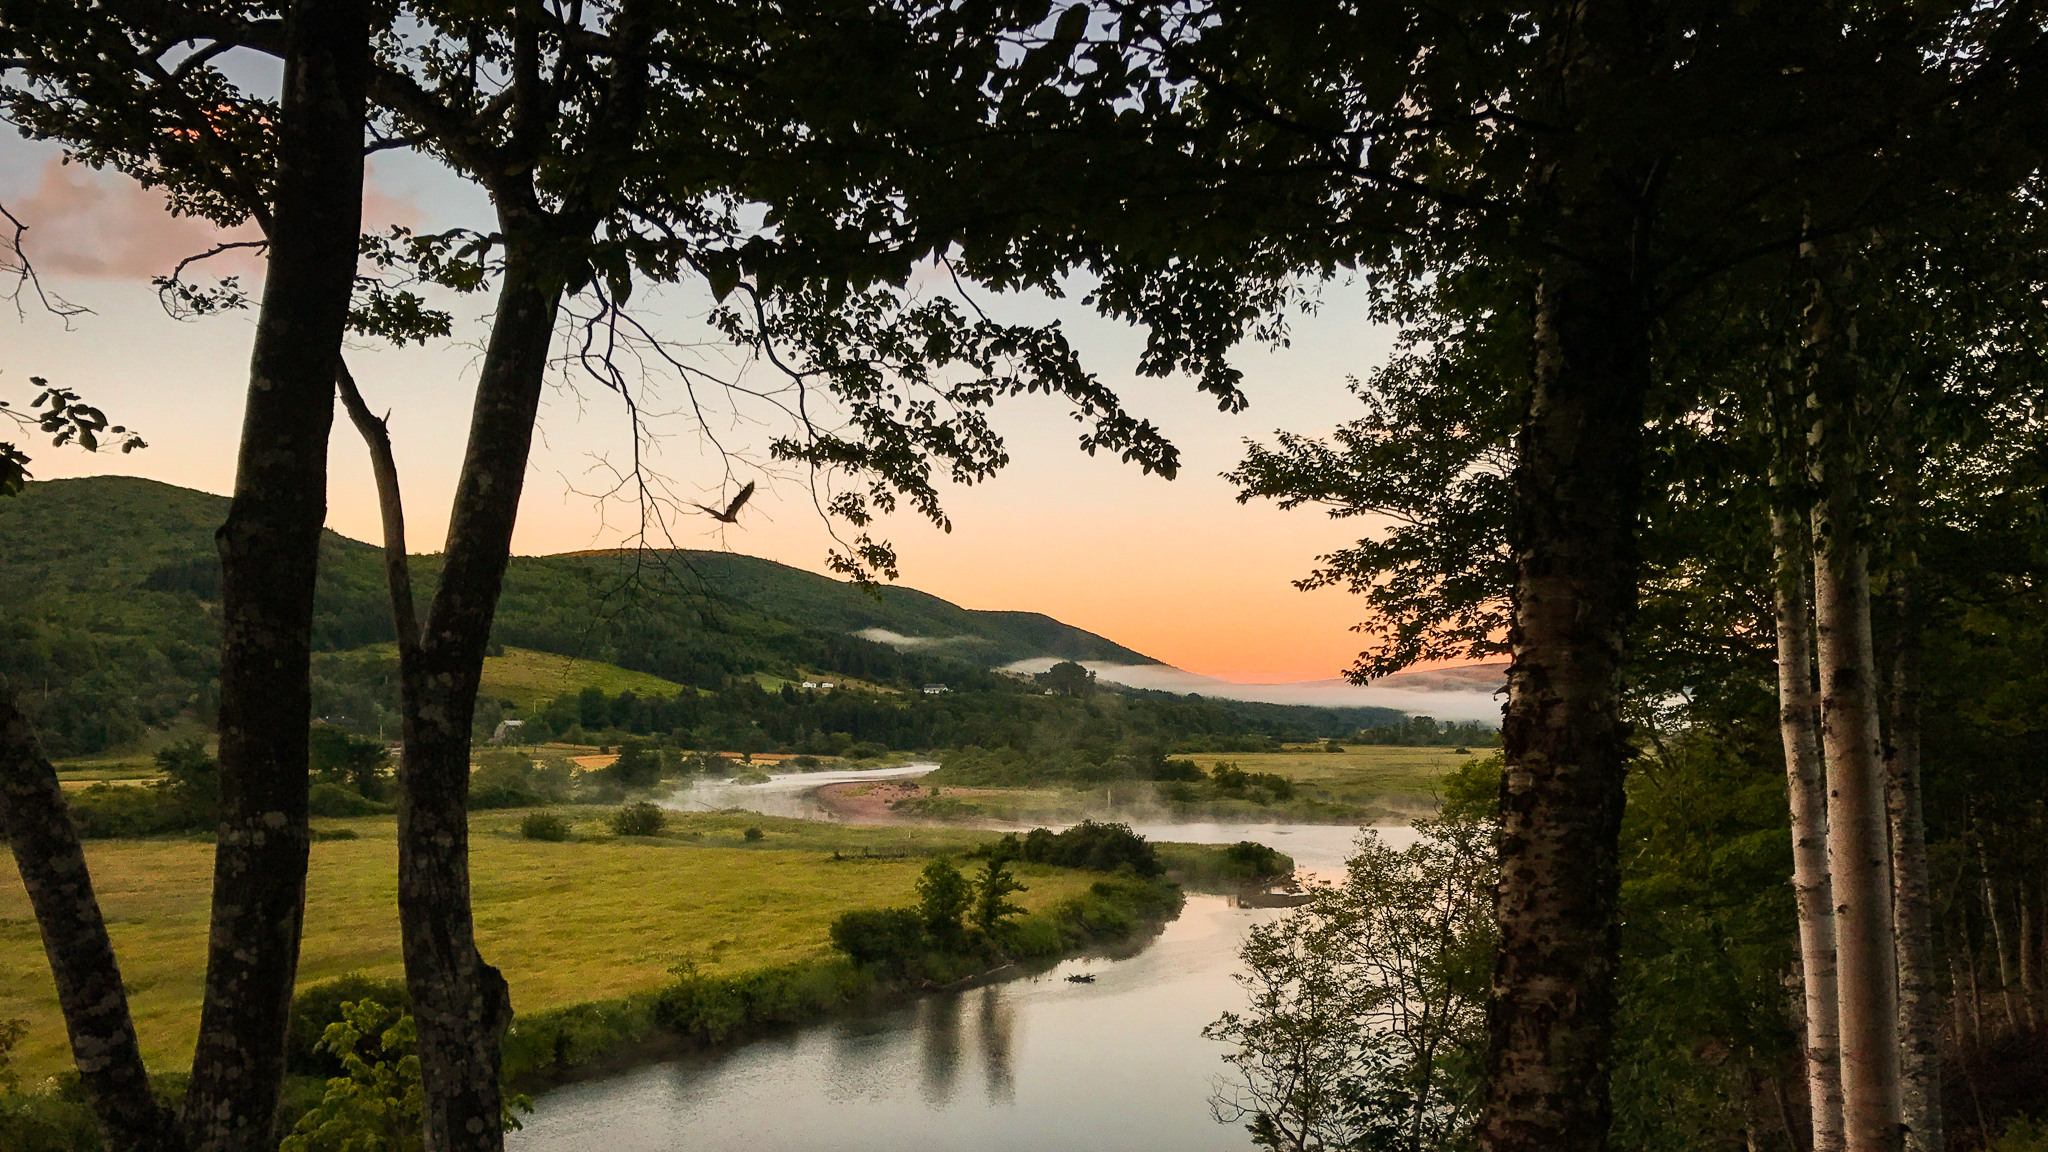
[4, 138, 1412, 684]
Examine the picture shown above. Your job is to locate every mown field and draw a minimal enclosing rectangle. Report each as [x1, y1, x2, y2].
[1181, 746, 1486, 808]
[897, 746, 1490, 825]
[0, 810, 1096, 1082]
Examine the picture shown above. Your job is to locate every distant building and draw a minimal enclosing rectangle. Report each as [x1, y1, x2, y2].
[801, 681, 819, 690]
[820, 682, 836, 690]
[922, 684, 950, 695]
[490, 719, 524, 744]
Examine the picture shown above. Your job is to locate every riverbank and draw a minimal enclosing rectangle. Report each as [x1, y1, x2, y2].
[813, 747, 1485, 827]
[0, 808, 1284, 1083]
[498, 871, 1191, 1094]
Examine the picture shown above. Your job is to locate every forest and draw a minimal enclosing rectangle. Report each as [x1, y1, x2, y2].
[2, 4, 2047, 1152]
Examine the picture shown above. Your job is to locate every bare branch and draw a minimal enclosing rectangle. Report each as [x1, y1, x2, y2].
[0, 201, 91, 324]
[335, 358, 421, 655]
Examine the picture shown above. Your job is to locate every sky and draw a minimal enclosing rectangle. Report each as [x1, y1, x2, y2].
[2, 131, 1433, 688]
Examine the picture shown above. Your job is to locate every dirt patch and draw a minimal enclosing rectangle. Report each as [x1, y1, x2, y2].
[815, 780, 930, 821]
[813, 781, 1019, 822]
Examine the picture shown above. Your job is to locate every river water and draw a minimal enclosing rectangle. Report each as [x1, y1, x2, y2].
[510, 766, 1411, 1152]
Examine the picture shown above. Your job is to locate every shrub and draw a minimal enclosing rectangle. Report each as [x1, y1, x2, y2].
[308, 782, 380, 818]
[286, 974, 412, 1076]
[1208, 762, 1296, 803]
[993, 821, 1162, 876]
[155, 738, 220, 807]
[309, 725, 390, 800]
[0, 1092, 100, 1152]
[609, 801, 667, 837]
[521, 812, 572, 841]
[0, 1016, 24, 1093]
[469, 752, 572, 810]
[743, 826, 765, 842]
[1224, 840, 1291, 877]
[651, 959, 866, 1042]
[601, 741, 665, 789]
[847, 741, 887, 760]
[828, 908, 928, 970]
[67, 784, 212, 838]
[278, 999, 508, 1152]
[791, 755, 822, 769]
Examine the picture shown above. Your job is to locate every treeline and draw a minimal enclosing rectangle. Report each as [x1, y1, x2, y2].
[1345, 716, 1501, 748]
[0, 479, 1121, 757]
[489, 677, 1380, 761]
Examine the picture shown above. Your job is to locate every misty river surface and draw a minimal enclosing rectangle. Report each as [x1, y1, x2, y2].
[509, 767, 1415, 1152]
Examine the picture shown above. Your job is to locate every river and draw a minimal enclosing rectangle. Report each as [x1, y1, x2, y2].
[509, 766, 1413, 1152]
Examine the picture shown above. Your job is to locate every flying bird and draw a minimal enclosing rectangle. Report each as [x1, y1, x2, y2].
[691, 481, 756, 524]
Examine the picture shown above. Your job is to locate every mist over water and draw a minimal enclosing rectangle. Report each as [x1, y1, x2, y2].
[999, 658, 1505, 722]
[518, 772, 1411, 1151]
[661, 764, 939, 819]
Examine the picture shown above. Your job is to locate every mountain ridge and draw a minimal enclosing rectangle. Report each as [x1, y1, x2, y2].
[0, 476, 1184, 753]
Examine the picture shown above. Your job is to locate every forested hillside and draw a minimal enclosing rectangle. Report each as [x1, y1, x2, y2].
[0, 477, 1390, 756]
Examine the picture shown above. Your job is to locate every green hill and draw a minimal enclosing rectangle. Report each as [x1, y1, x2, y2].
[0, 476, 1165, 754]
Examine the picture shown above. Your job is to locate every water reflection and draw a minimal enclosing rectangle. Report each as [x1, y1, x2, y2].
[978, 986, 1016, 1104]
[511, 782, 1418, 1151]
[918, 993, 963, 1106]
[507, 888, 1423, 1152]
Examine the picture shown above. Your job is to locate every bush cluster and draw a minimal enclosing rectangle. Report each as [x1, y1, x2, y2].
[977, 821, 1162, 877]
[285, 974, 412, 1078]
[468, 750, 574, 810]
[609, 801, 668, 837]
[520, 812, 572, 841]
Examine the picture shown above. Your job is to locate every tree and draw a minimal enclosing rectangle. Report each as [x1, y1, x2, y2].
[1090, 7, 2046, 1146]
[310, 724, 390, 800]
[917, 859, 973, 946]
[3, 2, 370, 1145]
[971, 858, 1028, 936]
[1043, 661, 1096, 699]
[1208, 817, 1495, 1152]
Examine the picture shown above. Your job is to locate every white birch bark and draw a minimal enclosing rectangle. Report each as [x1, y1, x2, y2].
[1882, 573, 1941, 1152]
[1772, 507, 1844, 1152]
[1813, 495, 1904, 1152]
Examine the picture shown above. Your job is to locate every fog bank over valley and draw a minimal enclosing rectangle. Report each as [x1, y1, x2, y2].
[999, 657, 1507, 724]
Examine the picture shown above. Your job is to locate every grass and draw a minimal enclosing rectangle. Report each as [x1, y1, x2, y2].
[898, 747, 1485, 826]
[1178, 747, 1483, 808]
[477, 646, 691, 709]
[0, 811, 1109, 1083]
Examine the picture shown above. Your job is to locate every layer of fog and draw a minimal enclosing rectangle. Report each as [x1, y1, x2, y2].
[855, 628, 985, 652]
[1001, 658, 1504, 724]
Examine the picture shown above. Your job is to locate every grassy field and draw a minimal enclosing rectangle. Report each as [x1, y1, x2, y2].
[1180, 746, 1487, 808]
[898, 746, 1490, 825]
[0, 810, 1096, 1083]
[477, 646, 691, 709]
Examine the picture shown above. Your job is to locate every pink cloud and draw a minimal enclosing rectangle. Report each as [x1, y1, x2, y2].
[12, 157, 417, 282]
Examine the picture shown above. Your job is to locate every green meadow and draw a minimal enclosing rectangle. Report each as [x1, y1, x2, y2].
[0, 810, 1106, 1083]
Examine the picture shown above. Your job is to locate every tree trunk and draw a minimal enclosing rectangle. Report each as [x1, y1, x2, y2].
[1478, 248, 1644, 1152]
[2021, 879, 2040, 1028]
[1805, 230, 1902, 1152]
[181, 2, 366, 1149]
[1811, 473, 1904, 1152]
[1979, 848, 2020, 1031]
[1773, 508, 1844, 1152]
[398, 224, 562, 1152]
[1882, 573, 1941, 1152]
[1, 685, 176, 1151]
